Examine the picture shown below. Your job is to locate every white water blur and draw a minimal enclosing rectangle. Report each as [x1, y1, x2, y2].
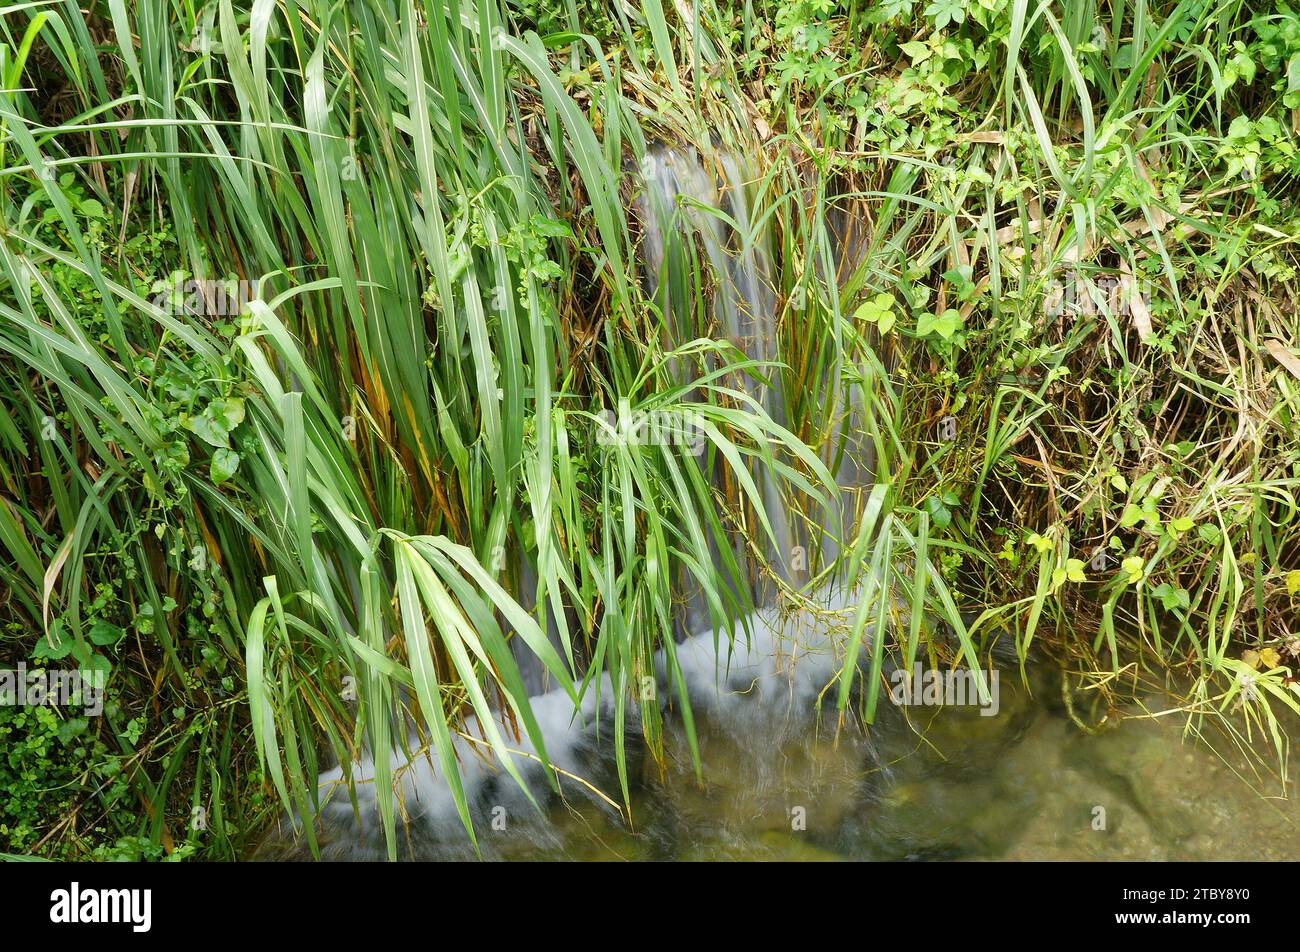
[307, 581, 859, 848]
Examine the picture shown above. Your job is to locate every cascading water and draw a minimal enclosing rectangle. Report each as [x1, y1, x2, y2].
[639, 146, 876, 589]
[263, 143, 880, 860]
[639, 145, 797, 625]
[293, 584, 860, 859]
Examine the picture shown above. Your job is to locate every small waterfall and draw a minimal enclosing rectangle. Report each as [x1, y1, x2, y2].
[639, 147, 878, 588]
[290, 582, 860, 859]
[639, 144, 798, 627]
[277, 142, 882, 859]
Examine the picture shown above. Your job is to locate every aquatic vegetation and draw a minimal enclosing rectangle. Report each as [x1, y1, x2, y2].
[0, 0, 1297, 860]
